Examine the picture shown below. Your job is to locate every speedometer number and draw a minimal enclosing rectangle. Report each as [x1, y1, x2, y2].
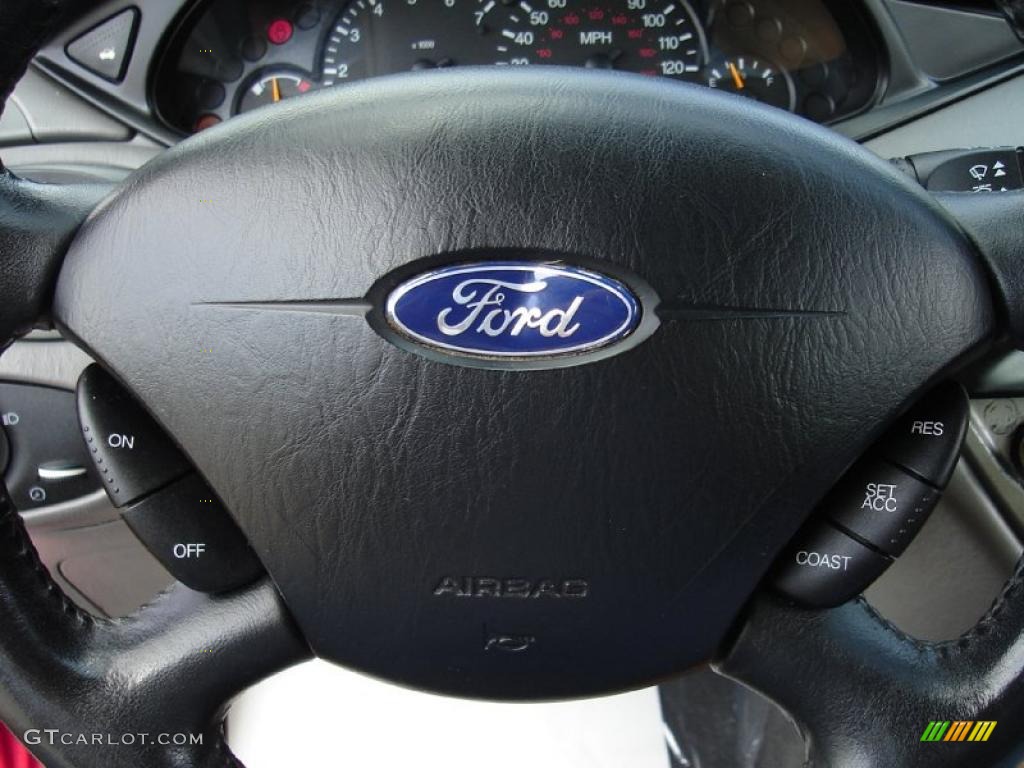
[322, 0, 704, 84]
[487, 0, 704, 77]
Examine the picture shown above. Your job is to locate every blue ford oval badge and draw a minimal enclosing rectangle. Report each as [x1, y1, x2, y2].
[384, 262, 643, 364]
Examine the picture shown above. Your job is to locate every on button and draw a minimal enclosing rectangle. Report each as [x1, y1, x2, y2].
[76, 364, 191, 506]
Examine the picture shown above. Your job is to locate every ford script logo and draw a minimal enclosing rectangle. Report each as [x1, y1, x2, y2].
[384, 262, 642, 363]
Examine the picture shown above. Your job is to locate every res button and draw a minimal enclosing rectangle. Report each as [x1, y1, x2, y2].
[877, 382, 968, 488]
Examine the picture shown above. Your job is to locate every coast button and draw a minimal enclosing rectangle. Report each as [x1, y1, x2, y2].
[773, 521, 893, 608]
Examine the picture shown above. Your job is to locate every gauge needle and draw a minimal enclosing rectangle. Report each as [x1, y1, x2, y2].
[271, 77, 281, 103]
[727, 62, 745, 90]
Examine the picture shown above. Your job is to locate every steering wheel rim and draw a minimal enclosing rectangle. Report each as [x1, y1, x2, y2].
[1, 1, 1023, 767]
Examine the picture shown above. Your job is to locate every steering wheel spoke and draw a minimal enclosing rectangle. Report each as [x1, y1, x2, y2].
[938, 191, 1024, 348]
[716, 556, 1024, 767]
[0, 485, 309, 768]
[0, 172, 107, 344]
[0, 1, 1022, 766]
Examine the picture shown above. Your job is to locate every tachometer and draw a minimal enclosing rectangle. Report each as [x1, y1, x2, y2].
[321, 0, 495, 85]
[481, 0, 705, 78]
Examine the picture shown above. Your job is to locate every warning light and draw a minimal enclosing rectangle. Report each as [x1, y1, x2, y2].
[267, 18, 293, 45]
[194, 114, 222, 132]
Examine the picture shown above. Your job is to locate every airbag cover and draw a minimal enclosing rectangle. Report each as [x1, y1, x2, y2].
[54, 70, 992, 698]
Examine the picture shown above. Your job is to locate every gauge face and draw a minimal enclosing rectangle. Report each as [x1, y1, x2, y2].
[482, 0, 705, 77]
[320, 0, 705, 85]
[237, 69, 317, 113]
[705, 55, 795, 112]
[321, 0, 491, 85]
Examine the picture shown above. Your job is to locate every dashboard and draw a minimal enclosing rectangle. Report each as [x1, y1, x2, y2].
[152, 0, 884, 134]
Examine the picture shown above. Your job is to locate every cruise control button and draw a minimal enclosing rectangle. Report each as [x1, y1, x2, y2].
[122, 473, 263, 593]
[77, 364, 191, 506]
[825, 459, 940, 556]
[773, 521, 893, 608]
[65, 8, 139, 82]
[877, 382, 968, 488]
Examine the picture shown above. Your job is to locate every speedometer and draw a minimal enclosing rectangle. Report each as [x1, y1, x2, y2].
[320, 0, 705, 85]
[483, 0, 706, 78]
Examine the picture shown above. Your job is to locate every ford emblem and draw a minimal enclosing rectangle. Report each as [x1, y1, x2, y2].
[383, 261, 644, 366]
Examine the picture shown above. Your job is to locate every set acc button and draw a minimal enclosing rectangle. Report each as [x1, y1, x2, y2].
[826, 459, 940, 557]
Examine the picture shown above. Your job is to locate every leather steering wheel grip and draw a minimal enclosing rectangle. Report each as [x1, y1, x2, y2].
[713, 191, 1024, 767]
[716, 556, 1024, 768]
[708, 191, 1024, 768]
[0, 5, 311, 767]
[2, 2, 1024, 768]
[0, 485, 310, 768]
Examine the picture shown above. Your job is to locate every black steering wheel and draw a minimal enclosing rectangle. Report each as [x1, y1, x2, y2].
[3, 1, 1024, 767]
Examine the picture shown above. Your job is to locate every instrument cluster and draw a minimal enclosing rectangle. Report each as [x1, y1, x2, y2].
[152, 0, 883, 134]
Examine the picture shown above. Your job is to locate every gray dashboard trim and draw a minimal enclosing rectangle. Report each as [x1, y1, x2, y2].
[864, 71, 1024, 156]
[34, 0, 190, 146]
[835, 0, 1024, 140]
[886, 0, 1022, 82]
[9, 67, 130, 144]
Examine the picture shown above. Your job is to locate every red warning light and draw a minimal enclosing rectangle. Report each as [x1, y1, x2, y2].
[267, 18, 293, 45]
[194, 114, 222, 132]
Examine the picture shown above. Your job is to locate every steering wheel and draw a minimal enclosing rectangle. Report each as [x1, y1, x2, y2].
[3, 1, 1024, 767]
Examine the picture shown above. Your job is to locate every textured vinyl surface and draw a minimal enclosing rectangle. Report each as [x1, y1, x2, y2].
[53, 68, 994, 699]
